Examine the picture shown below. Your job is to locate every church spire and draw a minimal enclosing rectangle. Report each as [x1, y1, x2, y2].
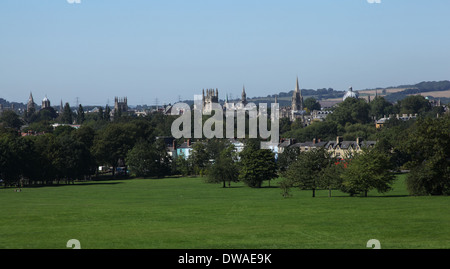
[241, 85, 247, 105]
[27, 92, 35, 113]
[292, 77, 304, 111]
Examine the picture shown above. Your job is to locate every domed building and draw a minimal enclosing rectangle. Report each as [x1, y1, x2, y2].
[343, 87, 359, 101]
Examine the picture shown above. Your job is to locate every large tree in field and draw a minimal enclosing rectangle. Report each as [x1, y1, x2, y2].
[239, 139, 277, 188]
[283, 148, 330, 197]
[206, 145, 239, 188]
[126, 139, 171, 178]
[92, 123, 137, 176]
[340, 149, 395, 197]
[401, 115, 450, 195]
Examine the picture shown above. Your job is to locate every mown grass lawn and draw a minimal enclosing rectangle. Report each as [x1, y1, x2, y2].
[0, 174, 449, 249]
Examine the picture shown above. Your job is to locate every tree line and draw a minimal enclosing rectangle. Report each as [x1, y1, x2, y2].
[0, 94, 449, 196]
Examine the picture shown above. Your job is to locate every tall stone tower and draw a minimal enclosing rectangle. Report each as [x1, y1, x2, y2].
[42, 96, 51, 109]
[27, 92, 36, 113]
[202, 88, 219, 114]
[291, 77, 303, 111]
[114, 97, 128, 112]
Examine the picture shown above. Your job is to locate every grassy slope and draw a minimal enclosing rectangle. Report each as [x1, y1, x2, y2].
[0, 175, 448, 249]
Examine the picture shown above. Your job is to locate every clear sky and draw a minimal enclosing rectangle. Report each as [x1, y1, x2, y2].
[1, 0, 449, 106]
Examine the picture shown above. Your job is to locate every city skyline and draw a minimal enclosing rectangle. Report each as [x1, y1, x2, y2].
[1, 0, 449, 106]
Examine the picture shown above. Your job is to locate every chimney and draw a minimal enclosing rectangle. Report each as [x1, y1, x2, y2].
[313, 138, 316, 144]
[336, 136, 342, 144]
[172, 140, 177, 150]
[187, 139, 191, 147]
[356, 137, 360, 145]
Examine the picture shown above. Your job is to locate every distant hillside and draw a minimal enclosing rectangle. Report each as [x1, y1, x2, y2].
[358, 80, 450, 103]
[243, 80, 450, 107]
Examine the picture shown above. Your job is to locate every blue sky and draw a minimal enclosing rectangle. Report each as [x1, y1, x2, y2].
[1, 0, 449, 106]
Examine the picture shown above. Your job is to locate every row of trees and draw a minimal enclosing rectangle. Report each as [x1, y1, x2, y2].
[279, 147, 395, 198]
[0, 94, 448, 196]
[277, 112, 450, 197]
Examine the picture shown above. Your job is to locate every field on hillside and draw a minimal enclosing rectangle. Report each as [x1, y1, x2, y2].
[0, 175, 449, 249]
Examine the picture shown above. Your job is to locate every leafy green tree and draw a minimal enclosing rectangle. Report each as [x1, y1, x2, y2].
[104, 105, 111, 121]
[283, 148, 329, 197]
[206, 145, 239, 187]
[92, 123, 137, 176]
[277, 146, 300, 176]
[61, 102, 73, 124]
[29, 134, 59, 184]
[77, 104, 85, 124]
[0, 135, 25, 187]
[401, 116, 450, 195]
[317, 159, 345, 197]
[126, 139, 171, 178]
[304, 97, 321, 112]
[340, 149, 395, 197]
[189, 141, 210, 176]
[327, 97, 371, 126]
[0, 110, 23, 130]
[239, 141, 277, 188]
[284, 121, 338, 142]
[369, 96, 394, 119]
[398, 95, 431, 115]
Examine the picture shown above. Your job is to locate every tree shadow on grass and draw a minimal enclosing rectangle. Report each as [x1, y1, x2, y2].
[23, 182, 124, 189]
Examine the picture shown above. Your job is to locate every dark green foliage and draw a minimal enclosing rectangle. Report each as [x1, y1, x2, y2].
[398, 95, 431, 115]
[0, 110, 23, 130]
[402, 116, 450, 195]
[61, 102, 73, 124]
[206, 145, 239, 187]
[126, 139, 171, 178]
[303, 97, 321, 112]
[239, 141, 277, 188]
[277, 146, 300, 176]
[283, 148, 330, 197]
[369, 96, 394, 119]
[340, 150, 395, 197]
[327, 97, 371, 126]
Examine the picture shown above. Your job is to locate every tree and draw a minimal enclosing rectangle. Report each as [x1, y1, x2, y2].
[277, 146, 300, 176]
[398, 95, 431, 115]
[369, 96, 394, 119]
[283, 148, 329, 197]
[304, 97, 321, 112]
[239, 140, 277, 188]
[37, 107, 58, 122]
[317, 159, 345, 197]
[340, 149, 395, 197]
[0, 135, 25, 187]
[126, 139, 171, 178]
[401, 116, 450, 195]
[54, 134, 94, 183]
[104, 105, 111, 121]
[92, 123, 137, 176]
[206, 145, 239, 187]
[190, 141, 210, 176]
[77, 104, 85, 124]
[61, 102, 73, 124]
[0, 110, 23, 130]
[327, 98, 371, 126]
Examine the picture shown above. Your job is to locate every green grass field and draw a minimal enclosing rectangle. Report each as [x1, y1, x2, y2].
[0, 174, 449, 249]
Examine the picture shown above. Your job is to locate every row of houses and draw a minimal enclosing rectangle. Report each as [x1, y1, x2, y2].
[157, 136, 376, 161]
